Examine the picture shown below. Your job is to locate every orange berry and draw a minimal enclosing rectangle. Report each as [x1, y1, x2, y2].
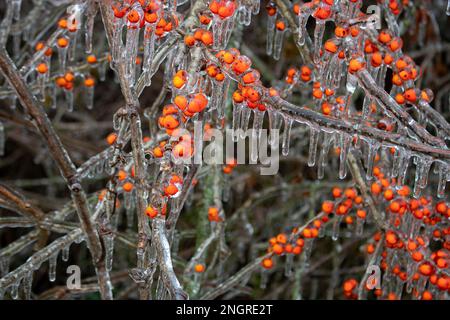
[145, 206, 158, 219]
[262, 258, 274, 269]
[122, 182, 134, 192]
[36, 63, 48, 74]
[194, 263, 205, 273]
[106, 133, 117, 145]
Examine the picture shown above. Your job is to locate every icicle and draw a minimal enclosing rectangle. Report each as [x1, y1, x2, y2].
[317, 133, 333, 179]
[239, 107, 251, 138]
[413, 157, 432, 198]
[124, 3, 142, 85]
[447, 0, 450, 16]
[85, 2, 97, 54]
[356, 217, 365, 236]
[51, 84, 57, 109]
[365, 141, 379, 180]
[11, 0, 21, 21]
[273, 26, 286, 60]
[268, 110, 282, 146]
[48, 252, 58, 282]
[57, 41, 69, 71]
[10, 279, 20, 299]
[284, 254, 294, 277]
[397, 152, 410, 186]
[346, 73, 358, 94]
[0, 255, 10, 275]
[232, 102, 242, 138]
[142, 25, 156, 86]
[281, 118, 293, 156]
[126, 203, 135, 228]
[260, 268, 268, 289]
[437, 163, 448, 198]
[313, 21, 326, 64]
[338, 133, 351, 179]
[266, 14, 276, 55]
[85, 82, 95, 110]
[62, 245, 70, 262]
[332, 215, 343, 241]
[362, 95, 373, 119]
[250, 128, 259, 163]
[112, 17, 124, 65]
[65, 89, 74, 112]
[0, 121, 5, 156]
[104, 234, 114, 272]
[296, 12, 309, 46]
[22, 271, 33, 300]
[308, 126, 320, 167]
[253, 110, 265, 141]
[301, 238, 314, 268]
[99, 61, 107, 81]
[125, 27, 140, 86]
[212, 18, 226, 50]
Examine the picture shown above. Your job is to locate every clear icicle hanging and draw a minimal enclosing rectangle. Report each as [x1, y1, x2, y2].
[112, 14, 124, 65]
[365, 140, 380, 180]
[212, 16, 232, 50]
[125, 28, 140, 86]
[62, 245, 70, 262]
[253, 110, 265, 141]
[22, 271, 33, 300]
[332, 215, 343, 241]
[413, 157, 432, 198]
[313, 21, 326, 64]
[104, 233, 115, 272]
[11, 0, 22, 21]
[268, 110, 281, 147]
[301, 238, 314, 268]
[239, 107, 252, 138]
[273, 22, 286, 60]
[142, 24, 156, 86]
[397, 152, 411, 186]
[10, 279, 20, 299]
[308, 126, 320, 167]
[355, 217, 365, 236]
[0, 121, 5, 156]
[48, 252, 58, 282]
[85, 2, 98, 54]
[250, 127, 259, 163]
[296, 11, 310, 46]
[437, 163, 448, 198]
[84, 78, 95, 110]
[260, 268, 268, 289]
[281, 117, 293, 156]
[65, 88, 74, 112]
[124, 3, 143, 86]
[338, 133, 351, 179]
[284, 254, 294, 278]
[232, 101, 242, 140]
[266, 12, 276, 56]
[318, 132, 333, 179]
[447, 0, 450, 16]
[0, 255, 10, 276]
[57, 38, 69, 71]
